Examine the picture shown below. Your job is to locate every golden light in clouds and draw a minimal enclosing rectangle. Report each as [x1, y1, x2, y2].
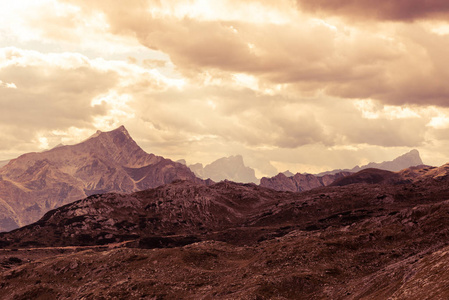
[1, 0, 449, 176]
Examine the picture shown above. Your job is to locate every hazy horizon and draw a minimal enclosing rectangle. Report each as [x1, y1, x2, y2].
[1, 0, 449, 176]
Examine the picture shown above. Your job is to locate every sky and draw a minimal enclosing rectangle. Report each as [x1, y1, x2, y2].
[1, 0, 449, 177]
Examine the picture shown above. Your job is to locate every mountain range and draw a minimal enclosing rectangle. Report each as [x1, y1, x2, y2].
[187, 149, 423, 188]
[317, 149, 423, 175]
[0, 127, 426, 232]
[0, 126, 203, 232]
[260, 149, 424, 192]
[1, 125, 449, 298]
[2, 163, 449, 298]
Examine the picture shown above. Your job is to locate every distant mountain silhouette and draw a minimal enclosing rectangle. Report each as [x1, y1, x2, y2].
[189, 155, 258, 184]
[282, 170, 294, 177]
[317, 149, 423, 176]
[0, 126, 203, 232]
[260, 150, 424, 192]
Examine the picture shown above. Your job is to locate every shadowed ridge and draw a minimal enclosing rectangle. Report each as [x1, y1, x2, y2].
[330, 168, 397, 186]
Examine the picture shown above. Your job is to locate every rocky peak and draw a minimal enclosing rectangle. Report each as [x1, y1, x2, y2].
[190, 155, 258, 184]
[282, 170, 294, 177]
[0, 126, 202, 232]
[393, 149, 423, 166]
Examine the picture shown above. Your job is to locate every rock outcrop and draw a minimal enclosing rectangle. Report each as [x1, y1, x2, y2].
[0, 126, 202, 232]
[260, 171, 351, 192]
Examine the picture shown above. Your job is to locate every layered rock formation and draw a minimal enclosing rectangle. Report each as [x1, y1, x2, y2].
[189, 155, 258, 184]
[0, 126, 202, 232]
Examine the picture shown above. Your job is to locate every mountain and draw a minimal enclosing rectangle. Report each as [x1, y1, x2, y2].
[260, 149, 424, 192]
[0, 181, 287, 248]
[2, 164, 449, 298]
[318, 149, 423, 176]
[1, 164, 446, 249]
[282, 170, 294, 177]
[329, 165, 436, 187]
[0, 126, 203, 232]
[189, 155, 259, 184]
[260, 171, 352, 192]
[176, 159, 187, 165]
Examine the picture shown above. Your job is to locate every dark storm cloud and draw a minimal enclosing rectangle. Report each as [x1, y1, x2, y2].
[295, 0, 449, 21]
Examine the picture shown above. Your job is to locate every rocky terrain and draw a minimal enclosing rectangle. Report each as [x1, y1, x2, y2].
[0, 126, 203, 232]
[260, 171, 352, 192]
[1, 164, 449, 298]
[189, 155, 258, 184]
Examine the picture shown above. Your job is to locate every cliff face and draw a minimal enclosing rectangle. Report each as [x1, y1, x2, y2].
[0, 126, 202, 232]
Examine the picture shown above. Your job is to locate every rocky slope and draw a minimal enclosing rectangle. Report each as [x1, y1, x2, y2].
[1, 164, 449, 298]
[189, 155, 258, 184]
[0, 126, 203, 232]
[260, 171, 351, 192]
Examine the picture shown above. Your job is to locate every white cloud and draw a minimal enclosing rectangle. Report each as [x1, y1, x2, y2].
[0, 80, 17, 89]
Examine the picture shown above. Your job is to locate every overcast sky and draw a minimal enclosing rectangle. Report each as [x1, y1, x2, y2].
[1, 0, 449, 176]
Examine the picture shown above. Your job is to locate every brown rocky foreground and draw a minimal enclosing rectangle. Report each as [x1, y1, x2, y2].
[1, 164, 449, 299]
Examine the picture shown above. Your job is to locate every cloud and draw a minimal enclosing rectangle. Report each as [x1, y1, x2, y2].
[0, 48, 117, 130]
[295, 0, 449, 22]
[2, 0, 449, 171]
[0, 47, 157, 155]
[0, 80, 16, 89]
[52, 0, 449, 109]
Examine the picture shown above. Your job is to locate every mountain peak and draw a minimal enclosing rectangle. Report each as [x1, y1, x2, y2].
[390, 149, 423, 168]
[87, 125, 130, 141]
[110, 125, 128, 134]
[190, 155, 258, 183]
[282, 170, 294, 177]
[0, 125, 203, 231]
